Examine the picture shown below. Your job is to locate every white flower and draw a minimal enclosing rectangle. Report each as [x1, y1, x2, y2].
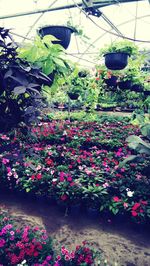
[63, 130, 67, 136]
[127, 190, 134, 197]
[36, 165, 42, 170]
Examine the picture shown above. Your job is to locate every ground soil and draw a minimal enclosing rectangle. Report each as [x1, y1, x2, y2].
[0, 193, 150, 266]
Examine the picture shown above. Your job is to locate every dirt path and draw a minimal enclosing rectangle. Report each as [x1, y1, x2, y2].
[0, 193, 150, 266]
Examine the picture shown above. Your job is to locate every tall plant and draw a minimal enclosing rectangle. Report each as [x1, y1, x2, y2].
[18, 35, 71, 90]
[0, 27, 51, 132]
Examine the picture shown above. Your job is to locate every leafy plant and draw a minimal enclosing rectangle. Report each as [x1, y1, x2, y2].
[0, 27, 51, 132]
[121, 114, 150, 165]
[18, 35, 71, 89]
[100, 40, 139, 56]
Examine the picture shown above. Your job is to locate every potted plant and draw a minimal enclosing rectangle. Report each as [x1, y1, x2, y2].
[0, 27, 51, 132]
[37, 25, 74, 49]
[131, 72, 145, 92]
[78, 69, 89, 78]
[95, 65, 118, 88]
[68, 88, 80, 100]
[19, 35, 71, 88]
[100, 40, 139, 70]
[117, 68, 135, 90]
[66, 66, 87, 100]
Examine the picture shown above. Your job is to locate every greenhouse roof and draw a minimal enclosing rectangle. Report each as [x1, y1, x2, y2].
[0, 0, 150, 67]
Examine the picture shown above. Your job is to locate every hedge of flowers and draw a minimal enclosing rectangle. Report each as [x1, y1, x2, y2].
[0, 208, 102, 265]
[0, 118, 149, 222]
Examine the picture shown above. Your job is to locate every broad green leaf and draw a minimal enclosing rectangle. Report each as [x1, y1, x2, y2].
[14, 86, 26, 95]
[119, 155, 138, 166]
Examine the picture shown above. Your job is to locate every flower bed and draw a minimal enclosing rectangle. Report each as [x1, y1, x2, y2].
[0, 119, 149, 223]
[0, 208, 102, 265]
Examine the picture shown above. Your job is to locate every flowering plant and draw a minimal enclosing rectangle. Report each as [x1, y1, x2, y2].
[54, 241, 101, 266]
[0, 208, 103, 266]
[0, 208, 54, 265]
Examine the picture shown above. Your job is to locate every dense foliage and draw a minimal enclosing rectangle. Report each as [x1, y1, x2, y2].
[0, 208, 102, 265]
[0, 27, 51, 132]
[0, 115, 149, 223]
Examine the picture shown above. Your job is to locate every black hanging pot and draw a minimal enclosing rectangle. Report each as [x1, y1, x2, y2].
[78, 71, 87, 78]
[68, 92, 79, 100]
[131, 84, 144, 92]
[38, 25, 74, 49]
[104, 52, 129, 70]
[104, 75, 118, 87]
[118, 80, 132, 90]
[143, 91, 150, 96]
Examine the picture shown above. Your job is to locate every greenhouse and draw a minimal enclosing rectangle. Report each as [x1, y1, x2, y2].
[0, 0, 150, 265]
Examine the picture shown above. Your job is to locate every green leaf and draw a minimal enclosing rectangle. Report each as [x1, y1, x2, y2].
[119, 155, 138, 166]
[14, 86, 26, 95]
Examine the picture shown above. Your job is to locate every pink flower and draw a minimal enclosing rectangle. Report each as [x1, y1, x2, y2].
[65, 255, 70, 261]
[59, 172, 65, 182]
[46, 255, 52, 261]
[10, 231, 15, 236]
[67, 176, 72, 182]
[123, 202, 128, 209]
[0, 135, 9, 140]
[103, 182, 109, 188]
[2, 158, 9, 164]
[0, 239, 5, 247]
[57, 255, 61, 261]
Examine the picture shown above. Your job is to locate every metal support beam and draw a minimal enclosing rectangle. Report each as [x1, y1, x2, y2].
[0, 0, 143, 20]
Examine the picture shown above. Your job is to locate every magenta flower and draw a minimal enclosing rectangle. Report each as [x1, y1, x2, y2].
[0, 238, 6, 247]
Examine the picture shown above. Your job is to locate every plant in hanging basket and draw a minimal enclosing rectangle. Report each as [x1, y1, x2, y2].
[37, 25, 74, 49]
[131, 84, 144, 92]
[130, 71, 146, 92]
[104, 75, 118, 87]
[68, 91, 79, 100]
[118, 80, 132, 90]
[19, 35, 71, 88]
[95, 65, 119, 87]
[78, 69, 89, 78]
[100, 40, 139, 70]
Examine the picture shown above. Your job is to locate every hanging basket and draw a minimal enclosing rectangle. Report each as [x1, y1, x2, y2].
[143, 91, 150, 96]
[78, 71, 87, 78]
[68, 92, 79, 100]
[104, 75, 118, 87]
[38, 25, 74, 49]
[104, 52, 129, 70]
[131, 84, 144, 92]
[118, 80, 132, 90]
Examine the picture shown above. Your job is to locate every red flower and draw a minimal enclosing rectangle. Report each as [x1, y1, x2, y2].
[131, 211, 138, 217]
[61, 194, 68, 201]
[113, 196, 121, 202]
[33, 251, 39, 257]
[31, 175, 35, 180]
[45, 158, 54, 166]
[36, 173, 42, 180]
[132, 202, 140, 211]
[60, 176, 65, 182]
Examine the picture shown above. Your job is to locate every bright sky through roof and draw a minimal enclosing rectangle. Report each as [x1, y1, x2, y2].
[0, 0, 150, 67]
